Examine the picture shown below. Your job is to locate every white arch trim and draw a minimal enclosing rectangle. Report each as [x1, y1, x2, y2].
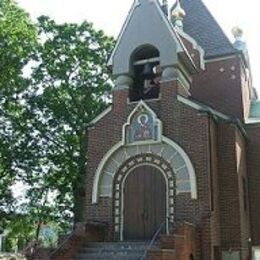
[162, 136, 197, 199]
[91, 137, 197, 204]
[92, 141, 124, 204]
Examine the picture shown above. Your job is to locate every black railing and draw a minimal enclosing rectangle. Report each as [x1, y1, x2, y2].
[50, 229, 75, 258]
[141, 220, 167, 260]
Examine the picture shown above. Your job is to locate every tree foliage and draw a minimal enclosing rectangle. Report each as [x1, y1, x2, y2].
[0, 0, 37, 212]
[0, 0, 115, 248]
[25, 16, 114, 223]
[0, 0, 36, 89]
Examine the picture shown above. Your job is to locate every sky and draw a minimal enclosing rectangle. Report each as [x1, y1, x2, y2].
[16, 0, 260, 93]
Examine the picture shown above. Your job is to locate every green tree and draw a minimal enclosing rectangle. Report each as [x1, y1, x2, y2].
[0, 0, 114, 243]
[2, 213, 35, 252]
[0, 0, 37, 212]
[0, 0, 36, 89]
[23, 16, 114, 224]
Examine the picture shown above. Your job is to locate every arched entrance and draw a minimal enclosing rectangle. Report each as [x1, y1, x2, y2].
[123, 165, 166, 240]
[112, 154, 175, 241]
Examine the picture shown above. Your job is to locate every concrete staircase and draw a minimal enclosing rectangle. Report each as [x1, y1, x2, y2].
[74, 241, 151, 260]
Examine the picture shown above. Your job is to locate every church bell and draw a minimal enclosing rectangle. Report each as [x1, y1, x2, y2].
[142, 63, 154, 79]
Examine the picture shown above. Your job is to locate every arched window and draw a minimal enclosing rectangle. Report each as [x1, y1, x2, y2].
[130, 45, 161, 102]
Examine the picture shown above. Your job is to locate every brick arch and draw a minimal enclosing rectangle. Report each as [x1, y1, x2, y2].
[112, 153, 175, 240]
[92, 136, 197, 204]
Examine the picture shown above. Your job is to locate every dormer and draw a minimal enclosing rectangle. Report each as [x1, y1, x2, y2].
[110, 0, 204, 102]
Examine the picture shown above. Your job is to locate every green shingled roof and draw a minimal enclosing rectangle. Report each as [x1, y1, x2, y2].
[250, 101, 260, 118]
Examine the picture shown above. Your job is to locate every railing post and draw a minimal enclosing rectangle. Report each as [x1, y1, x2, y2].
[141, 220, 167, 260]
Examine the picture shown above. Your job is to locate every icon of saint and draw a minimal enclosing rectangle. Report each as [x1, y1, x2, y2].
[134, 114, 152, 140]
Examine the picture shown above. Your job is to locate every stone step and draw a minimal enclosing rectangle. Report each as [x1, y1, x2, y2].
[75, 255, 143, 260]
[75, 251, 145, 260]
[75, 252, 145, 258]
[78, 248, 145, 254]
[82, 241, 149, 248]
[75, 242, 151, 260]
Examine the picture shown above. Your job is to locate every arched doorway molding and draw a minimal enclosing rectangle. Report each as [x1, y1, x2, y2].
[113, 154, 174, 240]
[92, 136, 197, 204]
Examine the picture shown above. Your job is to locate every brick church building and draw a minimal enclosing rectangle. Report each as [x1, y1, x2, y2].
[51, 0, 260, 259]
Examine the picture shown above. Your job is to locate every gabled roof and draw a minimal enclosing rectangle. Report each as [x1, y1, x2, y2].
[109, 0, 183, 73]
[179, 0, 238, 58]
[108, 0, 198, 76]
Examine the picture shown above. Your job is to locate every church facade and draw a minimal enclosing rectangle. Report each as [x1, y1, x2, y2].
[82, 0, 260, 259]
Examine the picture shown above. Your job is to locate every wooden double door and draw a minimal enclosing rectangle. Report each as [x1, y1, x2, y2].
[123, 165, 167, 240]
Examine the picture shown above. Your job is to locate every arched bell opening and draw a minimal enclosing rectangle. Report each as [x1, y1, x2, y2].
[130, 45, 161, 102]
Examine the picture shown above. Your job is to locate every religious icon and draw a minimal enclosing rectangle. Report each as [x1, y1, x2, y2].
[125, 102, 161, 145]
[134, 113, 152, 141]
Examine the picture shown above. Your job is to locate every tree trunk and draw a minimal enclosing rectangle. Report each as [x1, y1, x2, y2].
[73, 129, 88, 225]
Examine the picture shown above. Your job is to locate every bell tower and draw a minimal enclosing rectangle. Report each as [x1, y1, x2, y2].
[109, 0, 204, 106]
[86, 0, 205, 243]
[84, 0, 210, 258]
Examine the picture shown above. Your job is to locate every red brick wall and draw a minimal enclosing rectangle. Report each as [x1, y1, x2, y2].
[209, 118, 221, 259]
[85, 78, 254, 259]
[149, 222, 197, 260]
[85, 80, 214, 259]
[216, 123, 250, 259]
[190, 56, 245, 120]
[246, 124, 260, 246]
[235, 129, 251, 259]
[160, 85, 211, 258]
[217, 123, 241, 248]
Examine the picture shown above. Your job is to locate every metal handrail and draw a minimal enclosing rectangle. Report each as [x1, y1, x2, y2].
[50, 229, 76, 258]
[141, 220, 167, 260]
[97, 245, 105, 258]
